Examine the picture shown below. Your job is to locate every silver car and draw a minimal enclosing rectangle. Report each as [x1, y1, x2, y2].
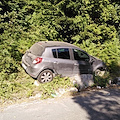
[22, 41, 106, 83]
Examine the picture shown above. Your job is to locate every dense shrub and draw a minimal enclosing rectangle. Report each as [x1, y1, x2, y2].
[0, 0, 120, 101]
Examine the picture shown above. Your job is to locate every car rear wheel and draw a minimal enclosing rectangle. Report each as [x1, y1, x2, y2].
[37, 70, 53, 83]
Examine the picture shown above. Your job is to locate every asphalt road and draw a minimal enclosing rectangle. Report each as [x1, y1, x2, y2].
[0, 88, 120, 120]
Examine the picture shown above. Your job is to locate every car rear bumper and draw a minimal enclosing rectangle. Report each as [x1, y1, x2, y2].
[22, 61, 41, 78]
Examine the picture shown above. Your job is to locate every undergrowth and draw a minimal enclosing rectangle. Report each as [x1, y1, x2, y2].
[0, 0, 120, 105]
[94, 72, 110, 87]
[38, 76, 73, 99]
[0, 69, 73, 104]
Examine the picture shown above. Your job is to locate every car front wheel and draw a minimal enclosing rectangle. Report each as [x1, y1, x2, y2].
[94, 69, 106, 77]
[37, 70, 53, 83]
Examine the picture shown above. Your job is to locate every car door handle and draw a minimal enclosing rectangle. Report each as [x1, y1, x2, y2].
[54, 61, 58, 64]
[74, 63, 79, 66]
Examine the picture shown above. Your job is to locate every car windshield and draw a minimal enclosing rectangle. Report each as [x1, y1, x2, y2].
[29, 43, 44, 56]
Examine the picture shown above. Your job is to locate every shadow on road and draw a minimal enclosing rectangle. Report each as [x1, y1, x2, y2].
[72, 88, 120, 120]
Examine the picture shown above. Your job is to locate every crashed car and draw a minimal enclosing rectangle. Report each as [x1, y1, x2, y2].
[22, 41, 106, 83]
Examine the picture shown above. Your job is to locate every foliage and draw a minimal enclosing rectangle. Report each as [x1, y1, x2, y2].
[0, 72, 73, 104]
[0, 0, 120, 101]
[38, 76, 73, 99]
[93, 71, 110, 87]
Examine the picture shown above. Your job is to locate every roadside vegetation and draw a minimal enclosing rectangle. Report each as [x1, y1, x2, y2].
[0, 0, 120, 103]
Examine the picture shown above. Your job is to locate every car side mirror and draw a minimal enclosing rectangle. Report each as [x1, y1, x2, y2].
[90, 59, 94, 65]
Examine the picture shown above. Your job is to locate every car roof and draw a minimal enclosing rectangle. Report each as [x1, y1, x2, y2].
[37, 41, 79, 49]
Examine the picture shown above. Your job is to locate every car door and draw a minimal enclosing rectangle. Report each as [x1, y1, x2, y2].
[52, 48, 74, 76]
[72, 49, 92, 75]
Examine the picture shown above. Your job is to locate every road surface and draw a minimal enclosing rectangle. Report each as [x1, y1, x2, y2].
[0, 88, 120, 120]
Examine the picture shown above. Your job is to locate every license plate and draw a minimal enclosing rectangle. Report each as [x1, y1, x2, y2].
[22, 63, 27, 70]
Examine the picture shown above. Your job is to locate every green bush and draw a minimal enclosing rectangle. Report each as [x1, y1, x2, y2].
[0, 0, 119, 102]
[38, 76, 73, 99]
[94, 72, 110, 87]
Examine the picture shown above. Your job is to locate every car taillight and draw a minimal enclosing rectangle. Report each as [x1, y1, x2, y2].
[33, 57, 42, 64]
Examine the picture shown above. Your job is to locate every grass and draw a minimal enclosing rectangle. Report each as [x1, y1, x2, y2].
[0, 68, 74, 105]
[1, 63, 120, 106]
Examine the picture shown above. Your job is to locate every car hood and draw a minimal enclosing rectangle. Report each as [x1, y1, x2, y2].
[89, 55, 102, 62]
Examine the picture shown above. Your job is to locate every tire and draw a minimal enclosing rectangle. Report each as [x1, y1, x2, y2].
[94, 69, 106, 77]
[37, 70, 53, 83]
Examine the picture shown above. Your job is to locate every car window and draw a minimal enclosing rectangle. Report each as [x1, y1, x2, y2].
[57, 48, 70, 59]
[73, 49, 89, 60]
[52, 49, 57, 58]
[30, 43, 44, 56]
